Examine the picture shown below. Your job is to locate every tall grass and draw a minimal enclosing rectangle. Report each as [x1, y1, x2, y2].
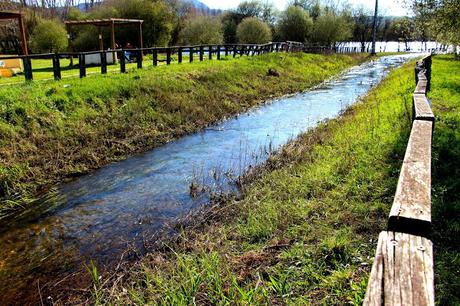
[429, 55, 460, 306]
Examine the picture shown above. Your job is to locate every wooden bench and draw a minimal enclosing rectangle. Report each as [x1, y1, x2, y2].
[363, 231, 434, 306]
[388, 120, 432, 237]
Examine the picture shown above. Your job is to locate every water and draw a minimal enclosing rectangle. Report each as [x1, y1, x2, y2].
[0, 54, 421, 304]
[340, 40, 456, 53]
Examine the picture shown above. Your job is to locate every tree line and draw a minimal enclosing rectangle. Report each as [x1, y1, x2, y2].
[0, 0, 457, 54]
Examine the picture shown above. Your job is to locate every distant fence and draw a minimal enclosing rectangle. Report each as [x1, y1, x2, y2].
[0, 41, 358, 83]
[363, 54, 434, 305]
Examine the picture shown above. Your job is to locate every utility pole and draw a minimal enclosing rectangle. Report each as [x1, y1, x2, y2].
[371, 0, 378, 55]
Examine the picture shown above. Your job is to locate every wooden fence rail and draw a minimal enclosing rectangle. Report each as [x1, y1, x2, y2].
[1, 41, 360, 83]
[363, 54, 435, 306]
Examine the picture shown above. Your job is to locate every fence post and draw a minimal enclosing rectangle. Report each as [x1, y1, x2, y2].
[53, 53, 61, 80]
[137, 50, 142, 69]
[225, 45, 229, 56]
[208, 46, 212, 60]
[166, 48, 171, 65]
[100, 51, 107, 74]
[23, 56, 32, 81]
[190, 47, 194, 62]
[217, 45, 221, 60]
[178, 47, 182, 63]
[415, 63, 422, 86]
[199, 46, 204, 61]
[153, 49, 158, 66]
[79, 53, 86, 78]
[233, 45, 237, 58]
[426, 56, 432, 91]
[120, 50, 126, 73]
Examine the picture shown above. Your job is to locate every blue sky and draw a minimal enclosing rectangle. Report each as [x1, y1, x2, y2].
[199, 0, 410, 16]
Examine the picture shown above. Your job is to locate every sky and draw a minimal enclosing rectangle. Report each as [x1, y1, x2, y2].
[199, 0, 410, 16]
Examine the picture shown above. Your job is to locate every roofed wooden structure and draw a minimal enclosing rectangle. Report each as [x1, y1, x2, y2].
[0, 11, 28, 55]
[65, 18, 144, 51]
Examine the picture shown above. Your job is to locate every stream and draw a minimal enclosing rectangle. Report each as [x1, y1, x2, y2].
[0, 54, 420, 304]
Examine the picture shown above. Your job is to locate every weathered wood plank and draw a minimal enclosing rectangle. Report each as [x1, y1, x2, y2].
[414, 79, 428, 94]
[412, 94, 434, 122]
[363, 232, 384, 306]
[388, 120, 432, 237]
[363, 231, 434, 306]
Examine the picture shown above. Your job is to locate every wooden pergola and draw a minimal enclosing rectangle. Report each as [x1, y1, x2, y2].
[0, 11, 28, 55]
[65, 18, 144, 51]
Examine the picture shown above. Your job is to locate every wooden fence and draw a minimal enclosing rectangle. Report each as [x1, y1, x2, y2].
[0, 41, 358, 83]
[363, 54, 434, 305]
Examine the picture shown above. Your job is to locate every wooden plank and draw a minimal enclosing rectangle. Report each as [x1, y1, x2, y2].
[53, 53, 61, 80]
[388, 120, 432, 237]
[415, 79, 428, 94]
[120, 50, 126, 73]
[412, 94, 434, 122]
[178, 47, 182, 63]
[396, 231, 412, 305]
[418, 71, 427, 81]
[364, 231, 434, 306]
[363, 232, 385, 306]
[79, 54, 86, 78]
[23, 56, 32, 81]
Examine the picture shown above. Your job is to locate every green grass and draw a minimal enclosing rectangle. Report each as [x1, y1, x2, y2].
[0, 52, 369, 218]
[88, 56, 420, 305]
[429, 55, 460, 306]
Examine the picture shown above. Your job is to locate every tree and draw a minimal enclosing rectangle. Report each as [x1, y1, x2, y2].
[222, 12, 239, 43]
[290, 0, 320, 19]
[67, 0, 176, 51]
[410, 0, 460, 56]
[30, 19, 68, 53]
[352, 7, 374, 52]
[108, 0, 175, 47]
[277, 6, 313, 42]
[311, 11, 352, 46]
[236, 17, 272, 44]
[390, 17, 416, 51]
[236, 1, 263, 19]
[222, 1, 277, 44]
[179, 16, 223, 45]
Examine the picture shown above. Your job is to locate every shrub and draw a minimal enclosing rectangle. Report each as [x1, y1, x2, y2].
[277, 6, 313, 42]
[311, 11, 352, 46]
[236, 17, 272, 44]
[179, 16, 223, 45]
[30, 19, 68, 53]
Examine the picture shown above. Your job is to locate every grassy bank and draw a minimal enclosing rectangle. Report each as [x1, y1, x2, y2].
[429, 56, 460, 305]
[84, 57, 419, 304]
[0, 52, 369, 218]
